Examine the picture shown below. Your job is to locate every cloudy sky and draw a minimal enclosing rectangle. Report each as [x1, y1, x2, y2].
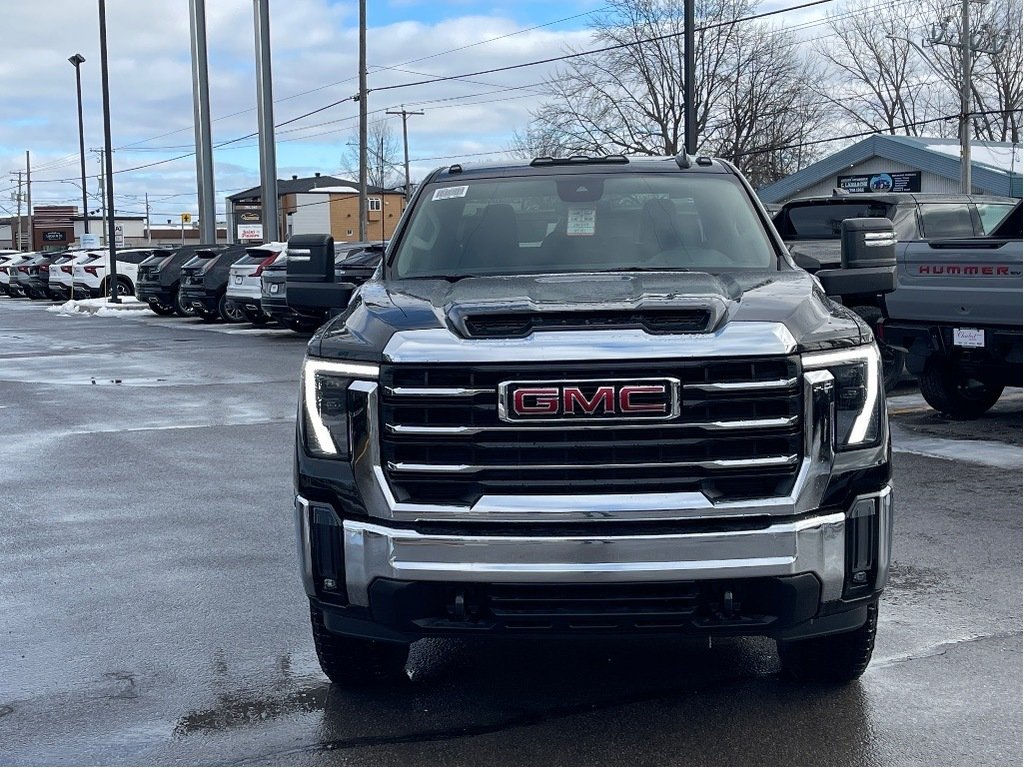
[0, 0, 830, 224]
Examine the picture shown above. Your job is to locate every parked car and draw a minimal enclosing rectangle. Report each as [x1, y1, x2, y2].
[18, 251, 65, 300]
[771, 192, 1017, 390]
[880, 201, 1022, 418]
[136, 244, 222, 317]
[47, 251, 85, 301]
[178, 244, 248, 322]
[225, 242, 288, 324]
[260, 250, 290, 324]
[0, 251, 27, 296]
[72, 247, 161, 299]
[4, 252, 38, 297]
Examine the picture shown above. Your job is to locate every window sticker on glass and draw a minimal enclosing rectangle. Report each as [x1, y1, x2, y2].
[567, 206, 597, 236]
[432, 185, 469, 201]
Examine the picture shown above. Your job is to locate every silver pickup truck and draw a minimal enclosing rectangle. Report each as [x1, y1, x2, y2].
[881, 202, 1022, 418]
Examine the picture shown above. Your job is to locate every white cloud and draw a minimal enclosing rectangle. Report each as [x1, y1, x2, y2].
[1, 0, 595, 220]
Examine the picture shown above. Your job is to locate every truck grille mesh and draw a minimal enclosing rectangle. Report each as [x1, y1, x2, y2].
[379, 357, 803, 505]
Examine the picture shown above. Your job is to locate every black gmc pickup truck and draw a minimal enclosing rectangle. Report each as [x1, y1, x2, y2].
[294, 154, 895, 686]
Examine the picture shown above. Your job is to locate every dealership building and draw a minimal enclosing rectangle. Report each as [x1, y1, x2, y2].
[757, 135, 1022, 205]
[225, 173, 407, 244]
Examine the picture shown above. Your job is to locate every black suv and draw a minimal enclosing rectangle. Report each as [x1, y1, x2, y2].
[179, 244, 248, 322]
[293, 154, 896, 687]
[137, 244, 224, 317]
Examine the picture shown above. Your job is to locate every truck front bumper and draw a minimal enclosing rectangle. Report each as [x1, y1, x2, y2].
[297, 486, 892, 638]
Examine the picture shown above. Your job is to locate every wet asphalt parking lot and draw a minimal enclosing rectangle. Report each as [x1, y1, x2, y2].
[1, 299, 1021, 766]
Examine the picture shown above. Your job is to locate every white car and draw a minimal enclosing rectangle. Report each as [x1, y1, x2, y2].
[72, 247, 160, 299]
[0, 251, 22, 295]
[48, 250, 89, 301]
[225, 241, 287, 324]
[2, 252, 36, 297]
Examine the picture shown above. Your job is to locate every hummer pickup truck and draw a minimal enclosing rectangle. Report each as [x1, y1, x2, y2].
[881, 201, 1022, 418]
[772, 191, 1018, 391]
[294, 154, 895, 686]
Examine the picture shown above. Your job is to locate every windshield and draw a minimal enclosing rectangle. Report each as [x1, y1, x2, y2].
[392, 173, 777, 278]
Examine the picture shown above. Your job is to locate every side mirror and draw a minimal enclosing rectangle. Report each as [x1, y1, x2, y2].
[817, 217, 897, 297]
[286, 233, 353, 315]
[286, 233, 334, 282]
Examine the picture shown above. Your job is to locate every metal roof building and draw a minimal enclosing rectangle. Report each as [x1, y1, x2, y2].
[757, 135, 1022, 204]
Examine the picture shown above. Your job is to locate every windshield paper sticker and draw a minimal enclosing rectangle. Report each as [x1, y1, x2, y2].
[567, 206, 597, 236]
[432, 185, 469, 201]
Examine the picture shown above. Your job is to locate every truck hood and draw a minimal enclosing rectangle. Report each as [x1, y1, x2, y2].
[314, 269, 869, 361]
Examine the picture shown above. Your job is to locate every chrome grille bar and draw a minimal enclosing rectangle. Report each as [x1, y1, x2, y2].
[388, 455, 799, 475]
[386, 386, 493, 397]
[385, 415, 799, 436]
[683, 377, 797, 392]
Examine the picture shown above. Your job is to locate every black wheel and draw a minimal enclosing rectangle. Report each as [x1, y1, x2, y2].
[197, 307, 220, 323]
[148, 300, 175, 316]
[241, 307, 269, 325]
[27, 289, 42, 300]
[777, 600, 878, 684]
[218, 293, 245, 323]
[172, 284, 195, 317]
[918, 355, 1004, 419]
[283, 316, 322, 333]
[851, 306, 905, 393]
[309, 601, 409, 685]
[101, 277, 133, 298]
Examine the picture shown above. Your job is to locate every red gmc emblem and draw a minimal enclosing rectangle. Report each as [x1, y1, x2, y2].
[498, 378, 680, 422]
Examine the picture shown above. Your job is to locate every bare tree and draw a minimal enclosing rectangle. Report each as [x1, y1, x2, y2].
[812, 0, 940, 136]
[813, 0, 1021, 143]
[341, 120, 403, 189]
[517, 0, 828, 185]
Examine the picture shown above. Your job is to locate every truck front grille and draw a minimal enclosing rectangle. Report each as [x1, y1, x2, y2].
[379, 358, 803, 505]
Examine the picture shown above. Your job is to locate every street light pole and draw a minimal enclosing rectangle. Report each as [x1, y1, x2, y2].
[253, 0, 279, 243]
[69, 54, 89, 237]
[97, 0, 120, 303]
[357, 0, 367, 242]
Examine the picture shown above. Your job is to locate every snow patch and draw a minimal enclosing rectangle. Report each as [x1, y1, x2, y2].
[48, 297, 150, 317]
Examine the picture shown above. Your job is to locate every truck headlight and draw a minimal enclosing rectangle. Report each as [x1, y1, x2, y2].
[301, 358, 378, 458]
[803, 344, 882, 449]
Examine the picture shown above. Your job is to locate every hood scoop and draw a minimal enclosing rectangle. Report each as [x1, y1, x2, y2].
[459, 307, 713, 338]
[443, 272, 740, 339]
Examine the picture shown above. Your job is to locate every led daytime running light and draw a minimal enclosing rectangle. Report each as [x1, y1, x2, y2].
[803, 344, 880, 445]
[302, 358, 378, 455]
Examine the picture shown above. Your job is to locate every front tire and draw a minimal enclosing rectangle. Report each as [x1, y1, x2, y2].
[919, 355, 1003, 419]
[777, 600, 878, 684]
[172, 284, 195, 317]
[309, 602, 409, 685]
[148, 300, 175, 316]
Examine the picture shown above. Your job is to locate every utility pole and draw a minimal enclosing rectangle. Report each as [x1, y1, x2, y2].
[25, 151, 32, 252]
[93, 149, 108, 246]
[683, 0, 697, 155]
[189, 0, 216, 244]
[98, 0, 120, 302]
[386, 106, 423, 199]
[145, 193, 151, 244]
[14, 171, 23, 251]
[253, 0, 279, 243]
[357, 0, 367, 241]
[924, 0, 1007, 193]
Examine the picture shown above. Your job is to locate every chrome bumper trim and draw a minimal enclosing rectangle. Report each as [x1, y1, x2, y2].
[341, 511, 850, 608]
